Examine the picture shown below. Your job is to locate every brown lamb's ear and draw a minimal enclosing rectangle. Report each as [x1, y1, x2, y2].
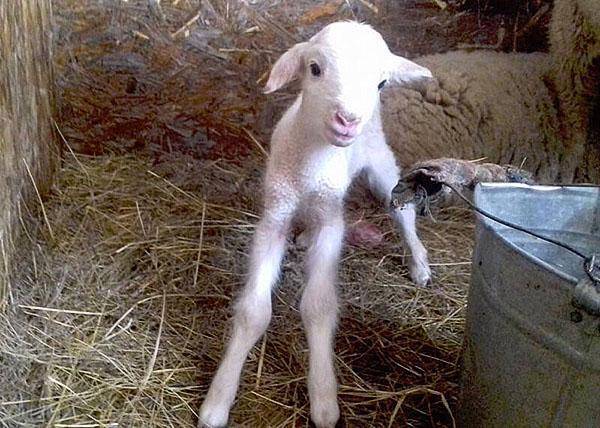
[263, 42, 308, 94]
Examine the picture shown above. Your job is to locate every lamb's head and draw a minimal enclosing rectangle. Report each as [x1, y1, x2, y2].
[264, 21, 433, 147]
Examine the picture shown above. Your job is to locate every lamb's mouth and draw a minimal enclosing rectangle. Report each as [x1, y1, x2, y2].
[327, 127, 356, 146]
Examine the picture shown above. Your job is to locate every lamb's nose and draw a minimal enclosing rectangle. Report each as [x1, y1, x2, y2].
[335, 111, 359, 127]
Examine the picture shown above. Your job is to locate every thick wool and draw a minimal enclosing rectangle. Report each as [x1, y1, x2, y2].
[383, 0, 600, 184]
[548, 0, 600, 181]
[382, 51, 566, 181]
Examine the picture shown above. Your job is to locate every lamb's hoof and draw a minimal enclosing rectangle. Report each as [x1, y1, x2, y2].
[410, 260, 432, 286]
[311, 398, 340, 428]
[198, 401, 229, 428]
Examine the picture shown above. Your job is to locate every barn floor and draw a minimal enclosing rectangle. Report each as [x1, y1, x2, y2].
[1, 1, 549, 427]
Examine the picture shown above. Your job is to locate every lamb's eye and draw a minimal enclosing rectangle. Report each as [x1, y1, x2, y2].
[378, 80, 387, 90]
[310, 62, 321, 77]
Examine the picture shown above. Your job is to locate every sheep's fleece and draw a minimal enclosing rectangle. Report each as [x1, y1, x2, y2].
[381, 51, 566, 181]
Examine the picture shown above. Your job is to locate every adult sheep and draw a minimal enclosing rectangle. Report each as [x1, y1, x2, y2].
[383, 0, 600, 184]
[548, 0, 600, 181]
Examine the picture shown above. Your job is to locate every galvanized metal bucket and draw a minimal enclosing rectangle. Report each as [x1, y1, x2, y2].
[459, 183, 600, 428]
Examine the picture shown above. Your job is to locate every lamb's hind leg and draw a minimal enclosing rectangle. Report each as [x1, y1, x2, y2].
[301, 204, 344, 428]
[365, 145, 431, 286]
[199, 212, 291, 427]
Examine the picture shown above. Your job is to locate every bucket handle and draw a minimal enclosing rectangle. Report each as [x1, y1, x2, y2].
[572, 254, 600, 316]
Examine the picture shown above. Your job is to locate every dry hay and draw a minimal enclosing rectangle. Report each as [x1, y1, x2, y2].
[1, 148, 472, 427]
[52, 0, 550, 157]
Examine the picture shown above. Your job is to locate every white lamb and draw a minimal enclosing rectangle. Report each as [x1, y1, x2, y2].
[199, 21, 433, 428]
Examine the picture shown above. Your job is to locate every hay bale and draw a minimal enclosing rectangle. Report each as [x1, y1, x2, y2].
[0, 0, 57, 305]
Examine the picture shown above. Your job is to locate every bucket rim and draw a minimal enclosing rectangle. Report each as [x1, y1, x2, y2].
[473, 183, 600, 285]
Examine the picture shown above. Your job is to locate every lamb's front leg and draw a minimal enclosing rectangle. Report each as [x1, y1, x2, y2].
[301, 206, 344, 428]
[199, 213, 291, 428]
[365, 146, 432, 286]
[391, 202, 431, 285]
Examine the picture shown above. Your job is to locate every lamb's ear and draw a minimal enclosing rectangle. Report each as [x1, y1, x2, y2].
[263, 42, 308, 94]
[388, 54, 433, 86]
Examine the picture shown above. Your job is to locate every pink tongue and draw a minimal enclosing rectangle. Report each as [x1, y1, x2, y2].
[346, 221, 384, 248]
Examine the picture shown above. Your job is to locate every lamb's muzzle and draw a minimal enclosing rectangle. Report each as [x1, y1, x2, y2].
[329, 109, 360, 145]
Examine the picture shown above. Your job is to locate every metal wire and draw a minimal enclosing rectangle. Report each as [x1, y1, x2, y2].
[440, 181, 599, 283]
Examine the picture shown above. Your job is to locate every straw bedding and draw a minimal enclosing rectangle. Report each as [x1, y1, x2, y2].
[2, 150, 472, 426]
[1, 0, 551, 426]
